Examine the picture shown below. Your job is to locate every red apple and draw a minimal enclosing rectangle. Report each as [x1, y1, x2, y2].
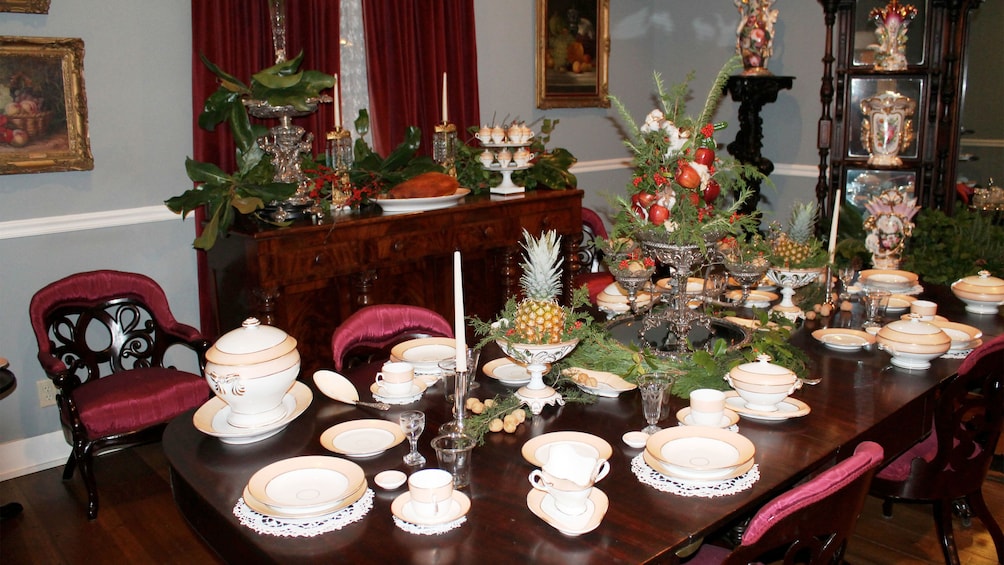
[694, 147, 715, 166]
[684, 190, 701, 207]
[675, 163, 702, 189]
[703, 180, 721, 203]
[632, 192, 657, 209]
[648, 204, 669, 226]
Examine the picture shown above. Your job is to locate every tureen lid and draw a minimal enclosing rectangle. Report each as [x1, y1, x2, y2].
[953, 270, 1004, 293]
[878, 315, 951, 345]
[729, 354, 797, 384]
[206, 318, 298, 365]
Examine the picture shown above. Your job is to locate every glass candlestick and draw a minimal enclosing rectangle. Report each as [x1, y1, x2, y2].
[433, 122, 458, 177]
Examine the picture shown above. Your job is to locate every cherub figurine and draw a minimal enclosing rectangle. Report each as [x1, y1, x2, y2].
[863, 189, 920, 269]
[869, 0, 918, 71]
[734, 0, 779, 75]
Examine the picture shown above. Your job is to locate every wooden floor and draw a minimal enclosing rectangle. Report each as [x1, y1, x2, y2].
[1, 443, 1001, 564]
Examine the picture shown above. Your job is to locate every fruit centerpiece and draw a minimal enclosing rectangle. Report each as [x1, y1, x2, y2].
[473, 229, 594, 414]
[764, 201, 830, 319]
[606, 56, 764, 355]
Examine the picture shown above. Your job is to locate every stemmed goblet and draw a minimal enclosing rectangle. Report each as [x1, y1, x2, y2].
[399, 410, 426, 466]
[838, 266, 857, 301]
[723, 251, 770, 307]
[638, 372, 675, 435]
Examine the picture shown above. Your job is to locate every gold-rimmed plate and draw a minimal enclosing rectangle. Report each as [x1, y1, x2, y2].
[645, 426, 755, 473]
[643, 450, 756, 482]
[811, 328, 876, 351]
[390, 338, 456, 373]
[246, 455, 366, 513]
[320, 419, 406, 458]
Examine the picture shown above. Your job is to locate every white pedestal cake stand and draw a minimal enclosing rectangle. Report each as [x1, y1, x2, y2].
[497, 338, 580, 414]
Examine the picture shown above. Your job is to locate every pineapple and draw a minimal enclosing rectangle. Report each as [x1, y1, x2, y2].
[770, 201, 825, 268]
[514, 229, 567, 344]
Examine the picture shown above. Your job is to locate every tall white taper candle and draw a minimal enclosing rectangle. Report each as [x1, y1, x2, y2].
[454, 250, 467, 371]
[828, 189, 841, 264]
[442, 72, 448, 124]
[333, 74, 341, 128]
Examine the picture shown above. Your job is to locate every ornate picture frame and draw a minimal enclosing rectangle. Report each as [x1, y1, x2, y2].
[0, 0, 50, 14]
[0, 37, 93, 174]
[535, 0, 610, 109]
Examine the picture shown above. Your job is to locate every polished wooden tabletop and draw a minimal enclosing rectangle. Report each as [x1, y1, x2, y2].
[163, 285, 1002, 564]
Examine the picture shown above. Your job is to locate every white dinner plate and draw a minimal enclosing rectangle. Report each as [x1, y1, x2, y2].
[193, 381, 312, 445]
[811, 328, 876, 351]
[320, 419, 406, 458]
[643, 450, 756, 482]
[242, 480, 367, 520]
[482, 358, 533, 386]
[390, 337, 457, 374]
[724, 289, 779, 308]
[521, 431, 613, 467]
[375, 188, 470, 214]
[645, 426, 755, 473]
[724, 391, 811, 421]
[247, 455, 365, 512]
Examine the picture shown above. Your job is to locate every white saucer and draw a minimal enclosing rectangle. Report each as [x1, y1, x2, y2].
[521, 432, 613, 467]
[193, 381, 312, 444]
[391, 490, 471, 526]
[370, 380, 427, 404]
[320, 419, 406, 458]
[724, 391, 810, 421]
[390, 338, 456, 374]
[675, 407, 740, 429]
[482, 358, 532, 386]
[526, 488, 608, 536]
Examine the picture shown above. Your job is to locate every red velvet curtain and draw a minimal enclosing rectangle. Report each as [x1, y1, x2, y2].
[362, 0, 480, 155]
[191, 1, 340, 334]
[191, 1, 341, 173]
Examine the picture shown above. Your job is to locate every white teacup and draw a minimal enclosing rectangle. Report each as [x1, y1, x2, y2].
[479, 150, 495, 167]
[528, 469, 593, 516]
[375, 361, 414, 396]
[542, 443, 609, 487]
[910, 300, 938, 320]
[476, 125, 491, 142]
[689, 388, 726, 426]
[408, 468, 454, 518]
[490, 126, 505, 144]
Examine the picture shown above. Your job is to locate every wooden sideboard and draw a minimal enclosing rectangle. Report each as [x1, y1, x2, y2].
[199, 189, 584, 374]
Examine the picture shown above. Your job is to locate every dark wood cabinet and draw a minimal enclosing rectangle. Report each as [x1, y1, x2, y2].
[815, 0, 982, 220]
[199, 190, 584, 374]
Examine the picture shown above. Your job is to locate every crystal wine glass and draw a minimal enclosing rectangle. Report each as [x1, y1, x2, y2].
[399, 410, 426, 466]
[838, 266, 857, 301]
[638, 372, 674, 435]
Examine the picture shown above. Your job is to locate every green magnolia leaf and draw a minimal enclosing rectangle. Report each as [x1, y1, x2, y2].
[381, 126, 423, 171]
[252, 69, 303, 90]
[232, 196, 263, 214]
[199, 89, 242, 131]
[184, 158, 232, 186]
[354, 109, 370, 136]
[199, 54, 249, 94]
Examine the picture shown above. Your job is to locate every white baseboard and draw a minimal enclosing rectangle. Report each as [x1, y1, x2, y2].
[0, 431, 71, 481]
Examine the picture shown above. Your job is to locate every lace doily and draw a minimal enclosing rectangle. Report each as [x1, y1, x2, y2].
[631, 454, 759, 498]
[373, 391, 423, 405]
[234, 488, 374, 537]
[393, 515, 467, 535]
[942, 348, 975, 360]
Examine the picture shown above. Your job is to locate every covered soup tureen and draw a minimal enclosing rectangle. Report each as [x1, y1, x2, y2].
[204, 318, 300, 428]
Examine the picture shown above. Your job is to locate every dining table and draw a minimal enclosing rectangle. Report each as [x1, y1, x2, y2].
[163, 284, 1003, 564]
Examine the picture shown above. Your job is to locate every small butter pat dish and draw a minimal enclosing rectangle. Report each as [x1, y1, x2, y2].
[375, 470, 407, 490]
[622, 431, 648, 449]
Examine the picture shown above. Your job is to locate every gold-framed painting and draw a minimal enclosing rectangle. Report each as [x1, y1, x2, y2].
[0, 0, 50, 14]
[0, 37, 93, 174]
[536, 0, 610, 109]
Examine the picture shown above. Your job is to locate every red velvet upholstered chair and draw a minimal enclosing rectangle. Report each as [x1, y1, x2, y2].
[575, 207, 615, 304]
[331, 304, 453, 371]
[687, 441, 884, 564]
[29, 270, 211, 520]
[869, 334, 1004, 565]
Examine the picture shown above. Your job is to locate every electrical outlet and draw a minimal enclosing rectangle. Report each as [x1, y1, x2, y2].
[37, 380, 57, 407]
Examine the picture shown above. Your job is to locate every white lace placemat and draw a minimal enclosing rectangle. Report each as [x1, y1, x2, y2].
[373, 391, 423, 405]
[234, 488, 374, 537]
[942, 348, 975, 360]
[393, 515, 467, 535]
[631, 454, 759, 498]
